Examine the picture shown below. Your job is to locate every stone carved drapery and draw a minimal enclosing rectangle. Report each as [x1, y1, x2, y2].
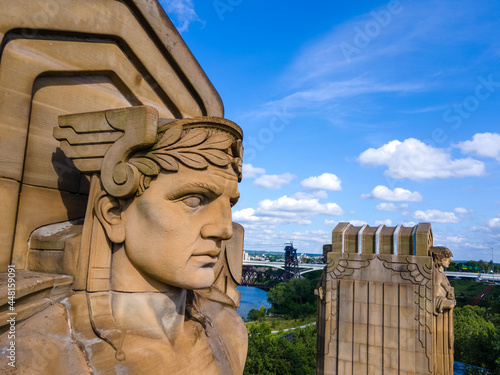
[317, 222, 454, 375]
[431, 247, 455, 375]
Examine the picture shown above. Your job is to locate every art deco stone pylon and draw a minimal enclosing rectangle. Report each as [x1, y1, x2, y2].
[316, 222, 455, 375]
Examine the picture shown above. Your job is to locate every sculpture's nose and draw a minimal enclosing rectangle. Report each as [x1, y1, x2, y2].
[201, 220, 233, 241]
[201, 198, 233, 241]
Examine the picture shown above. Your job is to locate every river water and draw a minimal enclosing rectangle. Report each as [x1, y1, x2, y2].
[236, 286, 271, 319]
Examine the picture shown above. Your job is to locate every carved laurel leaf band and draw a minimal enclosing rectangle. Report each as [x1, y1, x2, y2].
[131, 125, 235, 172]
[129, 121, 243, 196]
[55, 106, 243, 198]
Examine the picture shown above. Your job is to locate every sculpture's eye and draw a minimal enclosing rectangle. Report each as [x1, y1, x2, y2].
[182, 195, 206, 208]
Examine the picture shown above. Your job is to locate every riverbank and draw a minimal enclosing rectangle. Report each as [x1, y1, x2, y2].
[237, 285, 271, 319]
[244, 314, 316, 333]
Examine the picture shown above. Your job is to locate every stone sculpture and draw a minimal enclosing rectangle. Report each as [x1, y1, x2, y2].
[0, 1, 247, 373]
[317, 222, 455, 375]
[430, 247, 455, 375]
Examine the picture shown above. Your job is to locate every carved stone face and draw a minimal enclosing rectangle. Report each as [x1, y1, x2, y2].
[119, 164, 239, 290]
[440, 257, 452, 268]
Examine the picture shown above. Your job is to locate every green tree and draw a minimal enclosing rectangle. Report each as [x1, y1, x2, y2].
[478, 260, 488, 273]
[247, 308, 265, 321]
[448, 261, 460, 272]
[267, 278, 316, 319]
[259, 305, 266, 315]
[454, 305, 498, 370]
[244, 323, 316, 375]
[244, 323, 282, 374]
[281, 325, 317, 375]
[466, 260, 479, 273]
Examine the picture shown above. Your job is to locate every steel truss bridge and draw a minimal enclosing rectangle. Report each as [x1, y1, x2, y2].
[240, 261, 325, 289]
[242, 260, 325, 274]
[240, 261, 498, 288]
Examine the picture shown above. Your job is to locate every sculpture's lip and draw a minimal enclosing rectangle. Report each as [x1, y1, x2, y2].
[192, 249, 220, 257]
[191, 252, 220, 266]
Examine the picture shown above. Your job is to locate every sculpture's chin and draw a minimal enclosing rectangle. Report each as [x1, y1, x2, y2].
[166, 269, 216, 291]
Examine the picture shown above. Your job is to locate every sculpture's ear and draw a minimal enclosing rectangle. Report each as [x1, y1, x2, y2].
[94, 192, 126, 244]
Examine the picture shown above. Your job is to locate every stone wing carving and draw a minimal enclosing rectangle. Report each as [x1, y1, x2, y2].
[327, 252, 371, 279]
[54, 106, 159, 198]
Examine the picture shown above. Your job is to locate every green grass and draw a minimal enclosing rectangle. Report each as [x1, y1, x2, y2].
[477, 284, 500, 309]
[245, 314, 316, 333]
[450, 280, 495, 307]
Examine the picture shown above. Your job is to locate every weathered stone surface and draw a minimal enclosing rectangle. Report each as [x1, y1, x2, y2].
[0, 1, 247, 373]
[317, 222, 455, 375]
[0, 178, 19, 268]
[11, 184, 87, 268]
[0, 271, 73, 329]
[0, 0, 224, 271]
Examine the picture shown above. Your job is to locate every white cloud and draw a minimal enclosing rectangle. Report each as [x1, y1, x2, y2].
[232, 208, 257, 222]
[413, 209, 460, 223]
[376, 203, 398, 211]
[234, 195, 344, 229]
[358, 138, 485, 180]
[402, 221, 417, 227]
[464, 243, 489, 249]
[324, 219, 338, 227]
[265, 78, 424, 111]
[242, 228, 331, 253]
[293, 190, 328, 199]
[446, 235, 466, 243]
[470, 225, 492, 233]
[325, 219, 371, 227]
[232, 208, 312, 227]
[314, 190, 329, 199]
[283, 1, 490, 84]
[251, 0, 499, 128]
[362, 185, 422, 201]
[348, 220, 368, 226]
[242, 164, 266, 179]
[375, 219, 393, 226]
[286, 230, 331, 244]
[326, 219, 393, 227]
[375, 203, 409, 212]
[253, 173, 295, 189]
[257, 196, 344, 216]
[454, 207, 471, 214]
[489, 216, 500, 228]
[325, 219, 368, 226]
[301, 173, 342, 191]
[456, 132, 500, 162]
[160, 0, 202, 32]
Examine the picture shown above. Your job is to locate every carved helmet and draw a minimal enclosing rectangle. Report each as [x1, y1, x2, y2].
[53, 105, 243, 293]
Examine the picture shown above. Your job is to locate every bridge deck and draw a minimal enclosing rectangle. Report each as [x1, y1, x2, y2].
[242, 262, 499, 281]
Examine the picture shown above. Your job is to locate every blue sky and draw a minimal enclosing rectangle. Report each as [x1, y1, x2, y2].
[161, 0, 500, 260]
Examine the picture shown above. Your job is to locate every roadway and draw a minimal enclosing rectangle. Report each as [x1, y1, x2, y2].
[445, 271, 498, 282]
[242, 260, 325, 274]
